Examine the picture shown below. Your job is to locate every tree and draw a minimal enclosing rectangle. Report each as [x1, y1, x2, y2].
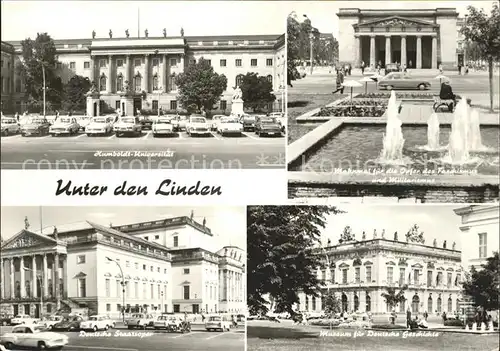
[239, 73, 275, 112]
[323, 291, 342, 316]
[17, 33, 64, 113]
[381, 286, 408, 323]
[405, 224, 425, 244]
[247, 206, 341, 316]
[63, 75, 91, 112]
[287, 13, 302, 87]
[460, 4, 500, 112]
[175, 57, 227, 114]
[462, 252, 499, 311]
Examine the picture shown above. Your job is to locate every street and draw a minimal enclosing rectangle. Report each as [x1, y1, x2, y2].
[0, 131, 285, 170]
[1, 325, 245, 351]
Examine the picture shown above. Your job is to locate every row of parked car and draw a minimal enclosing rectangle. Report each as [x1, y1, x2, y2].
[1, 112, 286, 138]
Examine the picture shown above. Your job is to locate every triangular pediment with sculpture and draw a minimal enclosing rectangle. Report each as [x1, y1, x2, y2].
[1, 229, 58, 251]
[354, 16, 438, 29]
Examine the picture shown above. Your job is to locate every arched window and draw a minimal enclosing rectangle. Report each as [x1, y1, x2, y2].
[153, 75, 159, 91]
[305, 295, 309, 311]
[365, 294, 371, 312]
[354, 294, 359, 311]
[437, 296, 442, 313]
[266, 75, 273, 85]
[447, 297, 452, 312]
[99, 74, 107, 91]
[399, 298, 406, 313]
[116, 74, 123, 92]
[341, 293, 348, 312]
[312, 296, 316, 311]
[134, 74, 142, 92]
[412, 295, 420, 313]
[456, 299, 460, 313]
[428, 295, 433, 313]
[25, 281, 31, 297]
[235, 74, 243, 87]
[169, 74, 177, 91]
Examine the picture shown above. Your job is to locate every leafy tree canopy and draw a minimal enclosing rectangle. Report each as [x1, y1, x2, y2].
[239, 72, 275, 112]
[381, 286, 408, 312]
[323, 291, 342, 316]
[63, 75, 91, 112]
[462, 251, 499, 311]
[175, 57, 227, 113]
[247, 205, 341, 315]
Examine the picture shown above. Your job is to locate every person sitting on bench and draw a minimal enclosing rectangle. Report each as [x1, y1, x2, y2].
[439, 80, 461, 111]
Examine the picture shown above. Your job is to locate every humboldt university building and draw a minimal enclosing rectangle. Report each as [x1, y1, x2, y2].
[1, 31, 285, 115]
[337, 8, 465, 69]
[0, 215, 245, 318]
[299, 232, 463, 315]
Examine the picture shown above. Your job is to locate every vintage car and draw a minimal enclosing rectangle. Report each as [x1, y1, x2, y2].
[125, 313, 155, 330]
[10, 314, 39, 326]
[217, 117, 243, 136]
[0, 313, 13, 326]
[205, 315, 231, 332]
[20, 117, 51, 137]
[154, 315, 181, 330]
[51, 315, 83, 331]
[254, 117, 282, 137]
[152, 117, 176, 137]
[378, 72, 431, 91]
[49, 116, 80, 136]
[240, 115, 257, 132]
[79, 315, 114, 331]
[139, 115, 154, 130]
[43, 315, 64, 330]
[113, 116, 142, 137]
[85, 116, 114, 136]
[0, 325, 69, 350]
[210, 115, 226, 131]
[186, 116, 211, 137]
[171, 115, 187, 132]
[1, 117, 20, 136]
[76, 116, 91, 131]
[384, 63, 400, 75]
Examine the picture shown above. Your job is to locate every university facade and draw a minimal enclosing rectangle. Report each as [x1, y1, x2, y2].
[299, 232, 463, 315]
[1, 31, 285, 115]
[337, 8, 464, 69]
[0, 215, 245, 318]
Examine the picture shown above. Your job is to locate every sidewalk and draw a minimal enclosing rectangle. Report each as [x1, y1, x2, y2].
[310, 66, 499, 77]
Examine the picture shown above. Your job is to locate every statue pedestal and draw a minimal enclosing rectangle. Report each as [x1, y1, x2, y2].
[86, 95, 100, 117]
[120, 95, 134, 116]
[231, 99, 244, 116]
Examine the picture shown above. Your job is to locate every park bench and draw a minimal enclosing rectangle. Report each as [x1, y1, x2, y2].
[432, 95, 455, 113]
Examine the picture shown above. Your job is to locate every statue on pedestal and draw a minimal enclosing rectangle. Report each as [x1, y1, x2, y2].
[180, 27, 184, 37]
[203, 217, 206, 227]
[92, 30, 96, 39]
[373, 229, 377, 239]
[145, 29, 148, 38]
[24, 216, 30, 230]
[109, 29, 113, 38]
[394, 232, 398, 241]
[163, 28, 167, 38]
[232, 86, 243, 101]
[443, 240, 447, 249]
[125, 29, 129, 38]
[362, 231, 366, 240]
[433, 239, 437, 247]
[452, 242, 456, 250]
[381, 229, 385, 239]
[190, 210, 194, 220]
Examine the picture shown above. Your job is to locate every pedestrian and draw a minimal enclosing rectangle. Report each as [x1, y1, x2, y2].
[465, 64, 469, 75]
[348, 63, 352, 75]
[423, 311, 428, 321]
[409, 60, 412, 68]
[232, 315, 237, 328]
[402, 63, 407, 73]
[333, 69, 345, 94]
[439, 64, 443, 74]
[458, 64, 462, 75]
[201, 313, 205, 323]
[406, 307, 412, 329]
[15, 112, 19, 122]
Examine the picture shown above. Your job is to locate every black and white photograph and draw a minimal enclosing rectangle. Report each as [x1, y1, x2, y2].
[247, 205, 499, 351]
[287, 1, 500, 203]
[1, 1, 286, 170]
[0, 206, 246, 351]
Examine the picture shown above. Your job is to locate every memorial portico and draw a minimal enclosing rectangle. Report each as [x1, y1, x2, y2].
[0, 229, 68, 317]
[338, 8, 459, 69]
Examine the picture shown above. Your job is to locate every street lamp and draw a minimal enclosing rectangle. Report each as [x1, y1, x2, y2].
[321, 247, 333, 330]
[157, 87, 162, 117]
[106, 257, 126, 323]
[23, 267, 43, 318]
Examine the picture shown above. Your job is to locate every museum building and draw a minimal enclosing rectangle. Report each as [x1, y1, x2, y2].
[1, 30, 285, 115]
[298, 231, 463, 315]
[0, 215, 245, 318]
[337, 8, 464, 69]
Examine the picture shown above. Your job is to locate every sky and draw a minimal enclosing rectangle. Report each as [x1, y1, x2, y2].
[1, 1, 287, 41]
[319, 205, 463, 250]
[288, 0, 496, 36]
[0, 206, 246, 251]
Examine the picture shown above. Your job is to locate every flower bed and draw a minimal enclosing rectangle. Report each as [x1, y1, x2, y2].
[336, 100, 388, 107]
[310, 319, 342, 327]
[356, 92, 434, 100]
[444, 319, 464, 327]
[314, 105, 386, 117]
[371, 324, 407, 329]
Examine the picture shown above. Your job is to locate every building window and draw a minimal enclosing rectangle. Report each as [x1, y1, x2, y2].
[84, 61, 90, 69]
[183, 286, 190, 300]
[183, 268, 190, 274]
[455, 274, 461, 286]
[428, 296, 433, 312]
[115, 101, 120, 110]
[99, 59, 106, 68]
[134, 282, 138, 298]
[69, 62, 76, 70]
[155, 235, 159, 240]
[170, 58, 177, 67]
[150, 266, 153, 272]
[117, 304, 121, 312]
[387, 266, 393, 283]
[78, 278, 86, 297]
[105, 279, 110, 297]
[157, 267, 160, 273]
[174, 304, 180, 313]
[235, 74, 243, 87]
[173, 236, 179, 247]
[143, 264, 146, 271]
[99, 75, 107, 91]
[321, 270, 326, 281]
[478, 233, 487, 258]
[134, 74, 142, 92]
[77, 255, 85, 264]
[267, 58, 273, 66]
[152, 59, 159, 67]
[135, 262, 139, 270]
[235, 59, 242, 67]
[437, 272, 443, 286]
[220, 100, 227, 110]
[437, 296, 442, 313]
[355, 267, 360, 283]
[106, 304, 111, 312]
[266, 75, 273, 84]
[168, 74, 177, 91]
[206, 59, 211, 66]
[398, 268, 405, 285]
[150, 284, 154, 299]
[152, 100, 158, 110]
[153, 75, 159, 90]
[220, 59, 226, 67]
[117, 59, 124, 67]
[447, 297, 452, 312]
[342, 269, 348, 284]
[413, 270, 420, 285]
[116, 75, 123, 91]
[143, 283, 146, 298]
[363, 266, 370, 283]
[251, 59, 257, 67]
[427, 271, 433, 287]
[164, 268, 167, 274]
[116, 280, 121, 297]
[447, 273, 452, 288]
[134, 59, 141, 67]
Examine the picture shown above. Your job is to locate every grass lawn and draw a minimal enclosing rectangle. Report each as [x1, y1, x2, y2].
[247, 323, 500, 351]
[287, 93, 346, 144]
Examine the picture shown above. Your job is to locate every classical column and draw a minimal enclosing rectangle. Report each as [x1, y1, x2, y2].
[42, 254, 48, 297]
[0, 259, 4, 300]
[144, 54, 150, 93]
[163, 54, 168, 93]
[370, 35, 376, 67]
[107, 55, 113, 93]
[354, 36, 360, 67]
[20, 256, 25, 297]
[32, 255, 37, 298]
[401, 36, 407, 67]
[10, 258, 15, 299]
[125, 55, 131, 88]
[385, 35, 391, 65]
[359, 291, 366, 313]
[62, 256, 68, 298]
[416, 36, 422, 69]
[90, 56, 95, 84]
[54, 253, 60, 309]
[348, 291, 355, 312]
[431, 36, 438, 69]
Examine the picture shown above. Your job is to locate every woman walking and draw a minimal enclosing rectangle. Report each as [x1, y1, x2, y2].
[333, 68, 345, 94]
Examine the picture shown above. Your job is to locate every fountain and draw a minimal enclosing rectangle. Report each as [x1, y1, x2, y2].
[416, 112, 447, 151]
[377, 91, 412, 165]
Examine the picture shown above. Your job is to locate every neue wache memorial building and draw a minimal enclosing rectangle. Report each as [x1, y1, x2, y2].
[299, 232, 463, 315]
[338, 8, 465, 69]
[0, 216, 245, 318]
[1, 31, 285, 115]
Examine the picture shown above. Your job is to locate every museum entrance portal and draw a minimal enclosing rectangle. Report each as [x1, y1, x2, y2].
[133, 98, 142, 116]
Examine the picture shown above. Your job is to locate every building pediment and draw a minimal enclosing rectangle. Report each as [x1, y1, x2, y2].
[411, 263, 424, 269]
[1, 230, 58, 251]
[354, 16, 437, 29]
[74, 272, 87, 279]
